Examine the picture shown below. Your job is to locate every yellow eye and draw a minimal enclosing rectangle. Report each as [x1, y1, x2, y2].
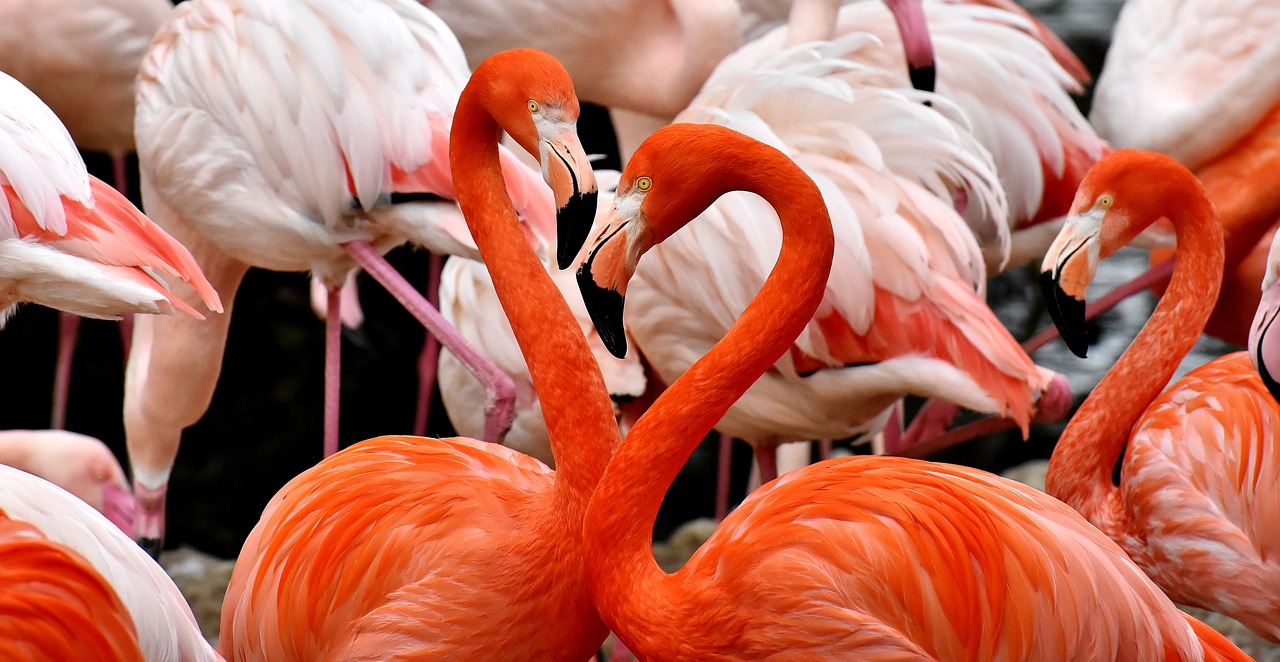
[635, 176, 652, 192]
[1098, 194, 1114, 209]
[527, 100, 540, 113]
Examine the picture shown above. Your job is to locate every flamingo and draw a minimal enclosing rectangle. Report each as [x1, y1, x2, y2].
[573, 122, 1247, 660]
[218, 48, 615, 659]
[125, 0, 580, 555]
[0, 0, 174, 429]
[0, 430, 135, 536]
[437, 171, 646, 466]
[0, 464, 222, 661]
[614, 36, 1067, 490]
[0, 513, 143, 661]
[1040, 148, 1280, 642]
[0, 68, 221, 338]
[1075, 0, 1280, 347]
[1250, 230, 1280, 402]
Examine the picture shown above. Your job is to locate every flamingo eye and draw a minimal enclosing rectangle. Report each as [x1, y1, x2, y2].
[1097, 194, 1113, 209]
[527, 100, 540, 113]
[634, 177, 652, 192]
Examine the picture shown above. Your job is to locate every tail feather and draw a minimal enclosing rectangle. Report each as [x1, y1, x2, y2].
[1180, 611, 1253, 661]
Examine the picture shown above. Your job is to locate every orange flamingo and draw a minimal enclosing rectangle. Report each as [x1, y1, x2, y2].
[1250, 230, 1280, 402]
[0, 513, 143, 661]
[1041, 149, 1280, 642]
[574, 123, 1248, 659]
[218, 48, 615, 659]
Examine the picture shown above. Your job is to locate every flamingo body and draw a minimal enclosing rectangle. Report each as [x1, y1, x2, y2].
[0, 513, 143, 662]
[0, 465, 221, 661]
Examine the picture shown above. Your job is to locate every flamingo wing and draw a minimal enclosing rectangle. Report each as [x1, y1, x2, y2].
[0, 514, 143, 662]
[683, 457, 1213, 659]
[1123, 352, 1280, 637]
[220, 435, 556, 660]
[1091, 0, 1280, 169]
[0, 465, 220, 662]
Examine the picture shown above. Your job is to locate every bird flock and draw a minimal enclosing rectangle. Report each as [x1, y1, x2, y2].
[0, 0, 1277, 659]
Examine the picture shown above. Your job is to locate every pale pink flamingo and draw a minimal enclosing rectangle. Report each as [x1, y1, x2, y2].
[0, 429, 135, 536]
[575, 122, 1248, 660]
[219, 48, 616, 659]
[0, 513, 143, 661]
[437, 171, 646, 466]
[0, 464, 222, 661]
[612, 36, 1067, 495]
[0, 0, 174, 429]
[1064, 0, 1280, 349]
[125, 0, 586, 555]
[0, 67, 220, 336]
[1041, 148, 1280, 642]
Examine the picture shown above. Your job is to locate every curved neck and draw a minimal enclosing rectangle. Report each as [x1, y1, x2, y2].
[583, 167, 834, 642]
[1046, 197, 1223, 533]
[450, 86, 618, 518]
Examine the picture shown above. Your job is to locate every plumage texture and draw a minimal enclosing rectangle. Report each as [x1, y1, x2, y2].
[626, 35, 1055, 447]
[1043, 149, 1280, 643]
[731, 0, 1106, 268]
[0, 70, 221, 325]
[0, 0, 171, 156]
[219, 48, 618, 660]
[0, 465, 220, 661]
[438, 171, 645, 465]
[0, 513, 143, 662]
[579, 125, 1244, 661]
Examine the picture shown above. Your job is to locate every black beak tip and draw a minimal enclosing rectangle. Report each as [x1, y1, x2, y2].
[556, 189, 599, 271]
[576, 262, 627, 359]
[909, 64, 937, 94]
[1039, 271, 1089, 359]
[138, 537, 163, 561]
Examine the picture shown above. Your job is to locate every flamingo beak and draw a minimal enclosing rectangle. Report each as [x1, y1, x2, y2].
[577, 209, 636, 359]
[884, 0, 936, 93]
[540, 126, 599, 270]
[102, 482, 138, 539]
[1040, 210, 1103, 358]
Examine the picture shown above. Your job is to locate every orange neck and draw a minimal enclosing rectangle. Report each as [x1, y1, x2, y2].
[450, 79, 618, 517]
[582, 147, 834, 643]
[1046, 193, 1222, 534]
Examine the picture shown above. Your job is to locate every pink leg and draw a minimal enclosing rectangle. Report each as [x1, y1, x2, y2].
[715, 433, 732, 521]
[609, 635, 633, 662]
[818, 439, 832, 461]
[894, 400, 961, 453]
[118, 314, 134, 357]
[754, 443, 779, 486]
[50, 313, 80, 429]
[324, 286, 342, 457]
[1023, 259, 1175, 353]
[134, 482, 167, 560]
[342, 241, 515, 442]
[412, 252, 445, 436]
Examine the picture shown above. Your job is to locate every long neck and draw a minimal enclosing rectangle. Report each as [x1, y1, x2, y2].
[1045, 199, 1223, 533]
[450, 91, 619, 518]
[583, 169, 834, 641]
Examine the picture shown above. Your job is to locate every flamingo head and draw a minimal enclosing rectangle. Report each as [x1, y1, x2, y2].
[469, 48, 599, 269]
[1040, 149, 1203, 357]
[578, 124, 770, 358]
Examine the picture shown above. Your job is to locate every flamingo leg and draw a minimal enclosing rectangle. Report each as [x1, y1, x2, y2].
[608, 634, 633, 662]
[818, 439, 832, 461]
[324, 286, 342, 457]
[715, 433, 732, 520]
[754, 443, 779, 486]
[412, 252, 445, 437]
[342, 241, 515, 442]
[124, 193, 246, 556]
[50, 313, 79, 429]
[896, 399, 961, 451]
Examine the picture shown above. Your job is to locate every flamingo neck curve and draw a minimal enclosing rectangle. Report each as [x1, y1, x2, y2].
[450, 72, 619, 518]
[582, 140, 834, 648]
[1046, 192, 1223, 536]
